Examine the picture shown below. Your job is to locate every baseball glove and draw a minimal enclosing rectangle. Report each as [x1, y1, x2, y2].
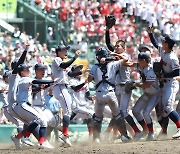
[124, 81, 136, 94]
[153, 62, 163, 78]
[105, 15, 116, 29]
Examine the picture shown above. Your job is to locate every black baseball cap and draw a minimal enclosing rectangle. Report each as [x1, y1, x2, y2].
[17, 64, 31, 73]
[138, 45, 151, 52]
[3, 71, 10, 79]
[56, 45, 70, 54]
[138, 52, 151, 63]
[71, 65, 83, 72]
[161, 34, 175, 48]
[34, 63, 47, 70]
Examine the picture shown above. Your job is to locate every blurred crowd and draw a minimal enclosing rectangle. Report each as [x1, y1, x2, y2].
[0, 0, 179, 74]
[31, 0, 180, 59]
[0, 31, 55, 76]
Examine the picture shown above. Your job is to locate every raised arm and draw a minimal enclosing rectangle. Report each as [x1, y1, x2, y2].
[148, 26, 159, 49]
[105, 29, 115, 52]
[59, 57, 76, 69]
[12, 44, 29, 74]
[59, 50, 81, 69]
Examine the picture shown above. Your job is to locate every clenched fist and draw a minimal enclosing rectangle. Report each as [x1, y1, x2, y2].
[74, 50, 81, 59]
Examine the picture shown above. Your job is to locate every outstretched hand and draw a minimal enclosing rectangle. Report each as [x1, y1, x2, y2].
[74, 50, 81, 59]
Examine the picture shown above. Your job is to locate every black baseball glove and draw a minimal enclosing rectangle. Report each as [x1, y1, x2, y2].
[105, 15, 116, 29]
[153, 62, 163, 78]
[124, 81, 136, 94]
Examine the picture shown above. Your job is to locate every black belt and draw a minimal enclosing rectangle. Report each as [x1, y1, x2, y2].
[164, 79, 171, 83]
[96, 90, 114, 92]
[26, 102, 32, 106]
[18, 102, 32, 106]
[116, 83, 126, 86]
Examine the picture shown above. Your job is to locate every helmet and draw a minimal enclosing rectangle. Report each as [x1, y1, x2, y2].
[3, 71, 10, 79]
[96, 47, 109, 60]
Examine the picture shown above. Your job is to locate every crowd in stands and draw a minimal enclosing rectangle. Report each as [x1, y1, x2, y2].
[31, 0, 180, 59]
[0, 0, 179, 74]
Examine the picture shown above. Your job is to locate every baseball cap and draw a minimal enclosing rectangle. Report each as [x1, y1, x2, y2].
[161, 34, 175, 48]
[138, 52, 151, 63]
[17, 64, 31, 73]
[3, 71, 10, 79]
[138, 45, 151, 52]
[71, 65, 83, 72]
[56, 45, 70, 54]
[34, 63, 47, 70]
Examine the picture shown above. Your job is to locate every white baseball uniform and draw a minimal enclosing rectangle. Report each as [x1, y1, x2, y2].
[32, 83, 56, 128]
[115, 53, 131, 118]
[69, 78, 94, 120]
[133, 64, 160, 124]
[14, 77, 47, 127]
[51, 57, 72, 117]
[158, 47, 179, 116]
[6, 74, 24, 128]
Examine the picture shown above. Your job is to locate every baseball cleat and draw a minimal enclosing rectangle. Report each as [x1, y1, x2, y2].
[37, 140, 54, 149]
[21, 137, 34, 146]
[121, 134, 131, 142]
[172, 128, 180, 139]
[133, 131, 143, 141]
[146, 132, 155, 141]
[102, 131, 110, 143]
[60, 134, 72, 147]
[11, 135, 21, 149]
[94, 138, 100, 144]
[157, 129, 167, 140]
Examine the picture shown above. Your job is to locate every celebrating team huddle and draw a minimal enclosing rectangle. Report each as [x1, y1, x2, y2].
[0, 15, 179, 150]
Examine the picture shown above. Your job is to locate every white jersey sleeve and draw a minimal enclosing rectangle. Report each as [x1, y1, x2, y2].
[146, 68, 156, 82]
[51, 57, 69, 84]
[8, 74, 20, 104]
[170, 56, 179, 71]
[16, 77, 34, 104]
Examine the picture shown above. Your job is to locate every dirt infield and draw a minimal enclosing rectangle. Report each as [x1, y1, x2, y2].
[0, 139, 180, 154]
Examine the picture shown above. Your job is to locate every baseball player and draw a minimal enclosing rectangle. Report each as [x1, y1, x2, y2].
[132, 52, 160, 141]
[51, 45, 81, 147]
[105, 21, 142, 140]
[176, 76, 180, 115]
[148, 26, 180, 139]
[11, 63, 55, 149]
[31, 63, 58, 148]
[45, 90, 63, 142]
[85, 47, 131, 143]
[68, 64, 94, 137]
[0, 71, 10, 120]
[137, 45, 169, 139]
[7, 45, 36, 146]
